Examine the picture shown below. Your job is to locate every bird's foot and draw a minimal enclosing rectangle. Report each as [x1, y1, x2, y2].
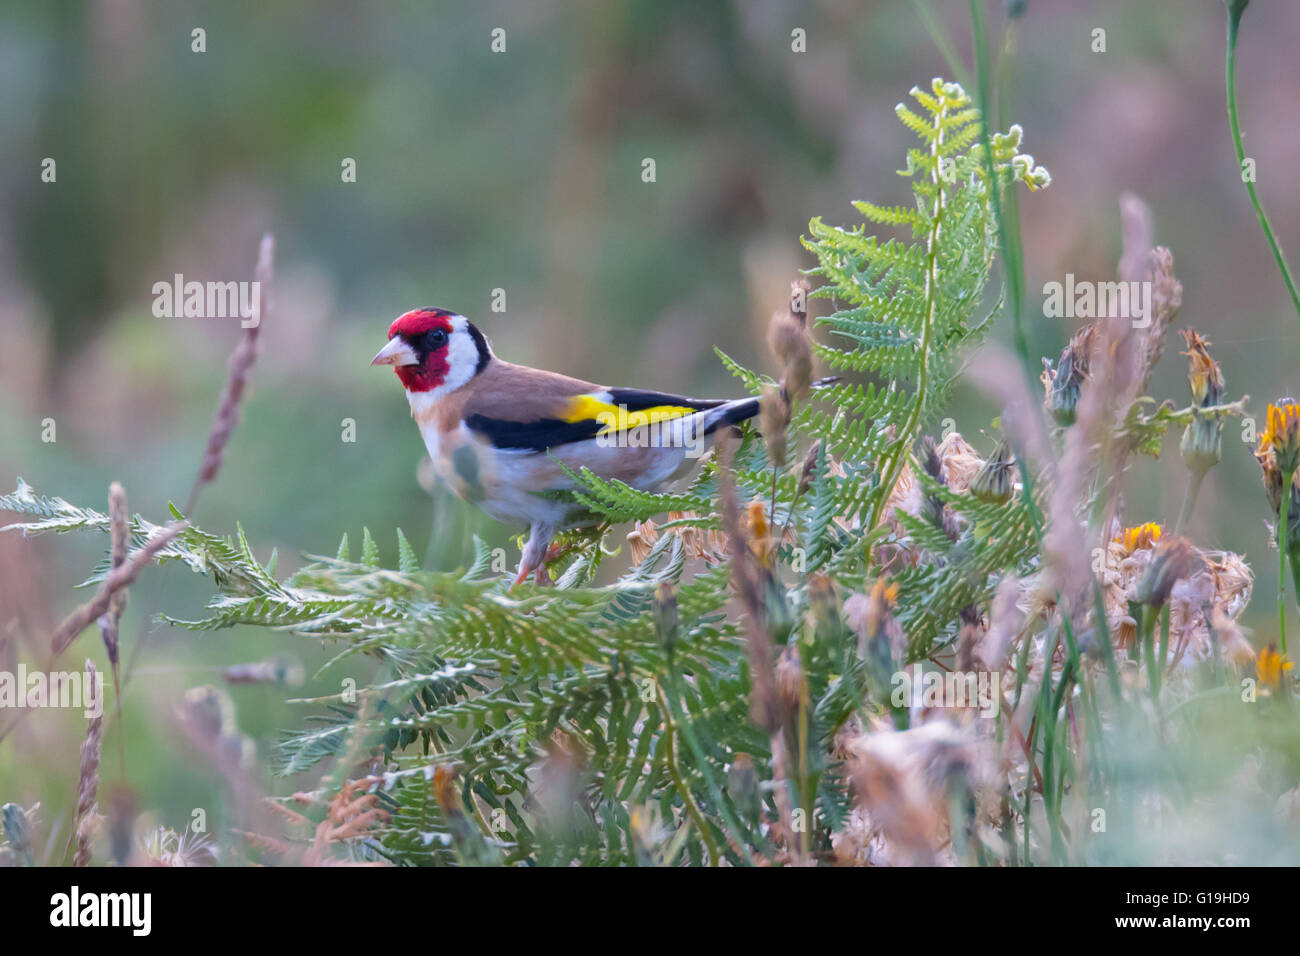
[511, 542, 569, 591]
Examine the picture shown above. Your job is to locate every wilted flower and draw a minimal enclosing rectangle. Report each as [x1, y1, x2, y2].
[1096, 529, 1253, 669]
[625, 520, 658, 564]
[883, 431, 982, 540]
[934, 431, 983, 492]
[140, 825, 218, 867]
[1042, 324, 1095, 426]
[1254, 445, 1289, 519]
[844, 577, 906, 683]
[1179, 329, 1224, 477]
[1180, 329, 1223, 405]
[626, 512, 729, 565]
[969, 439, 1016, 505]
[1135, 534, 1198, 608]
[839, 721, 987, 865]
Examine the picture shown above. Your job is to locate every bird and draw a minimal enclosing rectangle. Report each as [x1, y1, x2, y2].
[372, 307, 761, 586]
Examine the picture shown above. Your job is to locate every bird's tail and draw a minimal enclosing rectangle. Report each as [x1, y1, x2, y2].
[699, 377, 839, 436]
[700, 397, 760, 436]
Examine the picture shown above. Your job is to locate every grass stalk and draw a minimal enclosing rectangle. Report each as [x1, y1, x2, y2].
[1225, 2, 1300, 323]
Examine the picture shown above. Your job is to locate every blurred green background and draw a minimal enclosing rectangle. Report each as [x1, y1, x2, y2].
[2, 0, 1298, 846]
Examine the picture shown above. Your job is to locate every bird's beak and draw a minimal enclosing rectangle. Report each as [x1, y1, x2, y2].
[370, 338, 420, 367]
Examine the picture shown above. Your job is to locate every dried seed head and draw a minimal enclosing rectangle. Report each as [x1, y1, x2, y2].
[73, 659, 103, 868]
[759, 386, 790, 468]
[775, 644, 803, 710]
[768, 280, 814, 404]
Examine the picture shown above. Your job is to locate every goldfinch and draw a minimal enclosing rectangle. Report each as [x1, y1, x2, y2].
[372, 307, 760, 585]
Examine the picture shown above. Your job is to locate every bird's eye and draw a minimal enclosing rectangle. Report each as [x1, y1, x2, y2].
[426, 329, 449, 349]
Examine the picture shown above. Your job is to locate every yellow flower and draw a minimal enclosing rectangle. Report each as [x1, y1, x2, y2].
[1256, 643, 1294, 689]
[1259, 401, 1300, 475]
[1116, 522, 1162, 553]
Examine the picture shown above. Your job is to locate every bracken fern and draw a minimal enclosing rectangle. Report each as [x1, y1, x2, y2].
[1, 78, 1053, 866]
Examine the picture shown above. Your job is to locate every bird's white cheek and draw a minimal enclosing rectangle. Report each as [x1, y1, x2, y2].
[441, 329, 480, 393]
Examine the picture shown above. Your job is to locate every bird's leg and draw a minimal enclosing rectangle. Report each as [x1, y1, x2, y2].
[531, 542, 569, 585]
[512, 522, 555, 590]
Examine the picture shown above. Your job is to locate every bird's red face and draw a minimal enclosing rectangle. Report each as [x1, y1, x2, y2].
[371, 308, 492, 396]
[371, 308, 456, 392]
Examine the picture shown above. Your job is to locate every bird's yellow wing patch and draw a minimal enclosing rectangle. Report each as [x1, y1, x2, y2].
[564, 394, 699, 436]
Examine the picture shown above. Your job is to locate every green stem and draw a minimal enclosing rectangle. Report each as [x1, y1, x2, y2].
[657, 694, 719, 867]
[971, 0, 1030, 380]
[1289, 552, 1300, 646]
[1140, 606, 1158, 699]
[658, 673, 755, 865]
[1174, 468, 1205, 535]
[911, 0, 973, 91]
[1157, 605, 1170, 695]
[867, 94, 948, 533]
[1279, 468, 1294, 654]
[1226, 3, 1300, 322]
